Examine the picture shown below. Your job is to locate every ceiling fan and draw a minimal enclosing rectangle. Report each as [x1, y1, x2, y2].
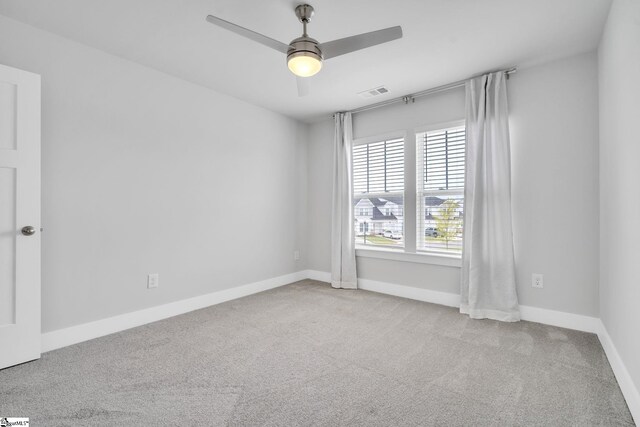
[206, 4, 402, 96]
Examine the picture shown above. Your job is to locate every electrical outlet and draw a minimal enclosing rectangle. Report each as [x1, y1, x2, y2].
[294, 250, 300, 261]
[532, 273, 544, 289]
[147, 273, 159, 289]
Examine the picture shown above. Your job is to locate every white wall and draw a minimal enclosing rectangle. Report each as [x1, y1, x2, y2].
[510, 52, 600, 316]
[0, 15, 308, 333]
[598, 0, 640, 405]
[308, 51, 600, 316]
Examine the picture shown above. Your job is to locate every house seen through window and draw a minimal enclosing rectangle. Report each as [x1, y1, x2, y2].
[353, 137, 404, 247]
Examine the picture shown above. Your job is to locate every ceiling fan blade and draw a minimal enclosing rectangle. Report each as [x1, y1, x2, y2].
[319, 26, 403, 60]
[296, 77, 310, 97]
[206, 15, 289, 54]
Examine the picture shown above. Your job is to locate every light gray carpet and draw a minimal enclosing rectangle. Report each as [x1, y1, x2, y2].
[0, 280, 634, 426]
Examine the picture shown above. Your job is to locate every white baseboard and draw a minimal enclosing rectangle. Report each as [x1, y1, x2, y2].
[41, 270, 308, 353]
[597, 322, 640, 424]
[306, 270, 331, 282]
[305, 270, 600, 333]
[518, 304, 601, 333]
[358, 277, 461, 308]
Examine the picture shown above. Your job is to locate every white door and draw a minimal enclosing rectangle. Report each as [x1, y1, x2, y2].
[0, 63, 41, 370]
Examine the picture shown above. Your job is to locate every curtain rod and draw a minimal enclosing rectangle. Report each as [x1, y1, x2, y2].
[334, 67, 517, 117]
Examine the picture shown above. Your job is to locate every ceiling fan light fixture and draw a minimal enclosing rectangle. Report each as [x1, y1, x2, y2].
[206, 3, 403, 90]
[287, 51, 322, 77]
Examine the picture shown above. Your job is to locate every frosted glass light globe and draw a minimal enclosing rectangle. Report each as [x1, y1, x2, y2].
[288, 53, 322, 77]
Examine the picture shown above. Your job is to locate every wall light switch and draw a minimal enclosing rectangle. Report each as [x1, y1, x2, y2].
[148, 273, 159, 289]
[532, 273, 544, 289]
[294, 251, 300, 261]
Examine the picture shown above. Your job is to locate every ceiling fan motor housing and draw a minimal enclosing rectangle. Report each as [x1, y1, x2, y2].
[287, 35, 323, 62]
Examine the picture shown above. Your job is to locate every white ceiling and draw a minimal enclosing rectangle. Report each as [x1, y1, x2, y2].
[0, 0, 612, 122]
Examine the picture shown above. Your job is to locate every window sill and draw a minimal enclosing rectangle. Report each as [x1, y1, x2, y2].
[355, 247, 462, 268]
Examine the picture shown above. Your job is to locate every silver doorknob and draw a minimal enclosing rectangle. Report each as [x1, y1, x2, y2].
[21, 226, 36, 236]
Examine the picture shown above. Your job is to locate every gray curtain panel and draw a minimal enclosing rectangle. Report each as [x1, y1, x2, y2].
[460, 72, 520, 321]
[331, 112, 358, 289]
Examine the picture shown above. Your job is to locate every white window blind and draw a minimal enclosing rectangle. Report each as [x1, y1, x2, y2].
[416, 125, 465, 255]
[353, 138, 405, 248]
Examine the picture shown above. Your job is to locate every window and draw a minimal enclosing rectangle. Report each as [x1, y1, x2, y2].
[416, 125, 465, 255]
[353, 137, 404, 248]
[351, 122, 464, 263]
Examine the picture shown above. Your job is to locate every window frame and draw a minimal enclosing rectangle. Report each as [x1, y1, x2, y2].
[352, 131, 407, 251]
[351, 122, 464, 268]
[415, 120, 466, 257]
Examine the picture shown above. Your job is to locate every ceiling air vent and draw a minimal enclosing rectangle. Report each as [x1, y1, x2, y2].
[358, 86, 390, 99]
